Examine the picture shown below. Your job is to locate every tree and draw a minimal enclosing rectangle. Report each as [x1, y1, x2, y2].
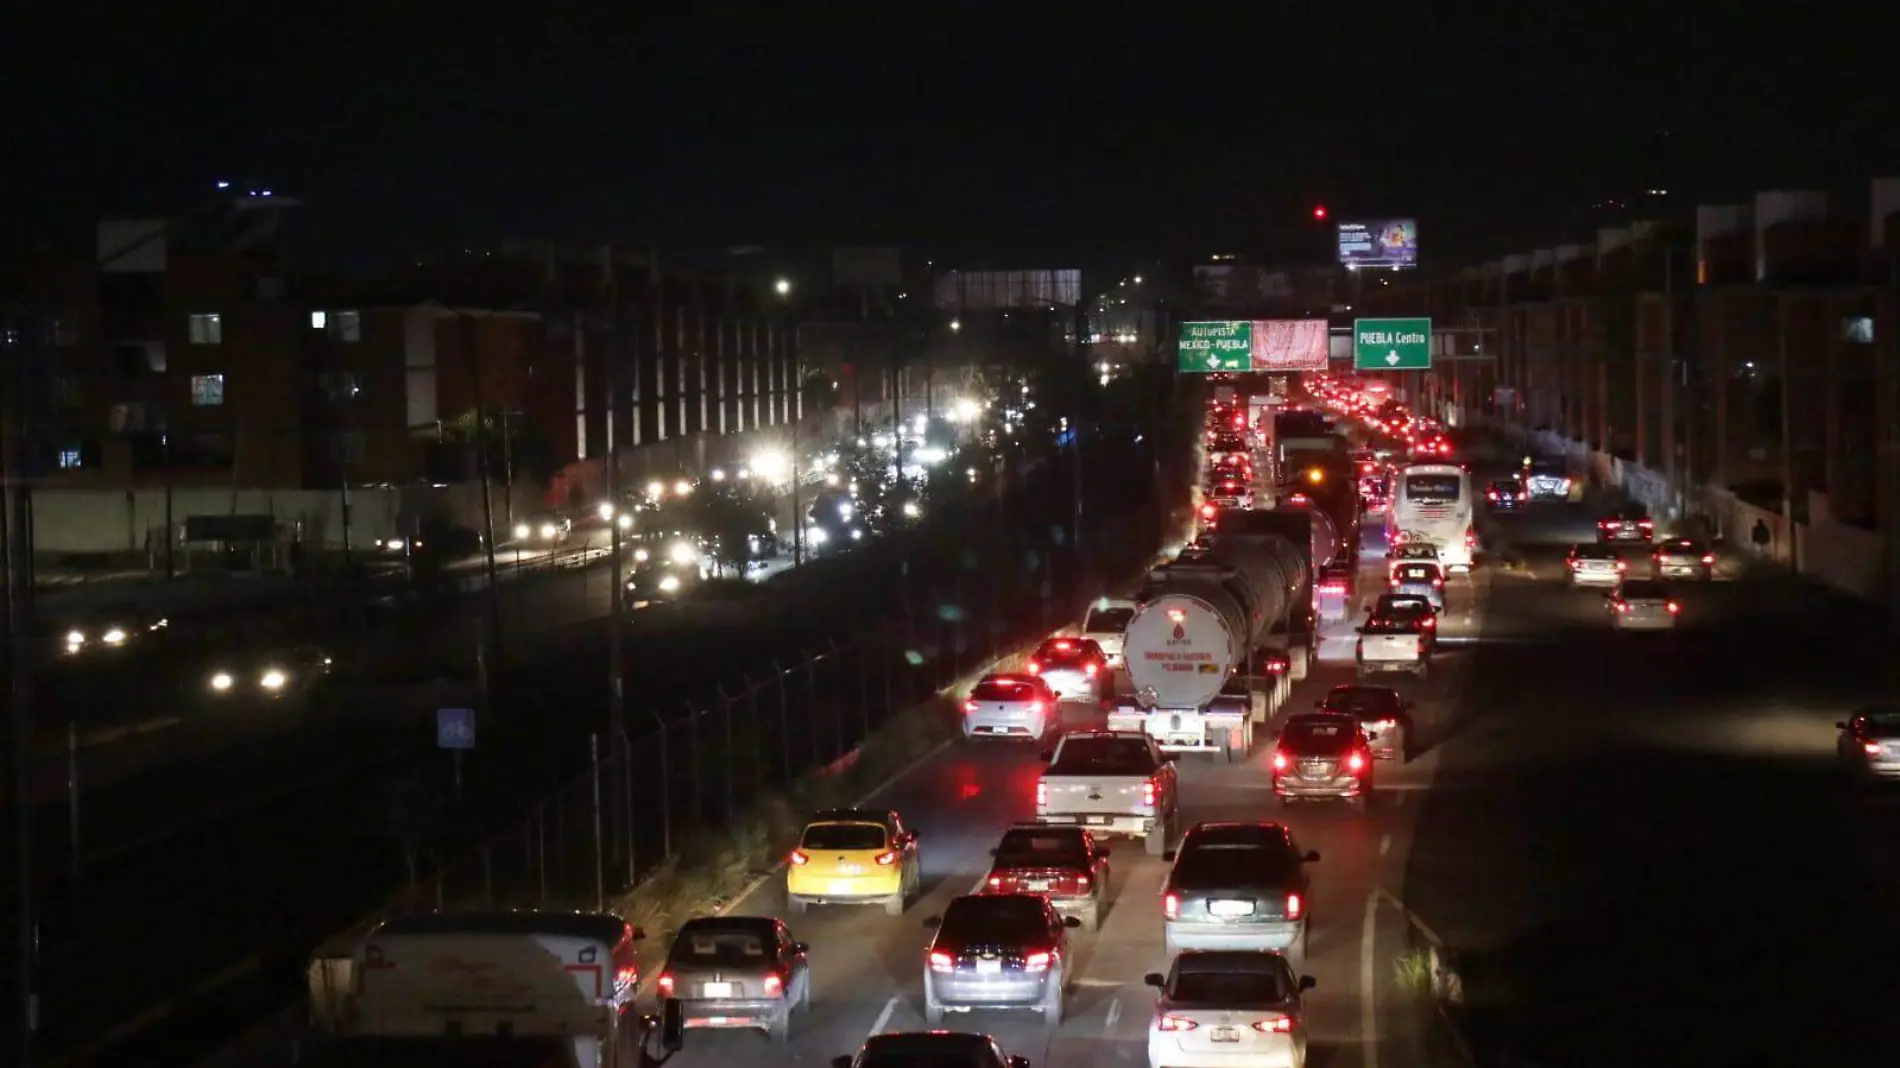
[801, 371, 840, 415]
[693, 489, 770, 576]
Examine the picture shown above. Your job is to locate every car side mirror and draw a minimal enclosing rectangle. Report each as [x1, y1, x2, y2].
[922, 916, 941, 929]
[631, 926, 647, 941]
[1161, 850, 1176, 861]
[831, 1057, 854, 1068]
[1007, 1058, 1031, 1068]
[1303, 850, 1321, 863]
[1835, 722, 1848, 730]
[1063, 915, 1083, 929]
[792, 941, 810, 955]
[660, 998, 685, 1052]
[1313, 700, 1326, 709]
[1299, 975, 1317, 991]
[1144, 972, 1166, 988]
[1430, 605, 1442, 614]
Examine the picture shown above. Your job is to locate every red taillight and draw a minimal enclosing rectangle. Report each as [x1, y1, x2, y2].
[1075, 873, 1091, 890]
[1272, 751, 1289, 772]
[1465, 531, 1476, 547]
[1084, 663, 1098, 678]
[928, 950, 954, 971]
[1024, 950, 1053, 972]
[1615, 560, 1627, 571]
[1036, 780, 1047, 807]
[1421, 616, 1436, 628]
[1200, 503, 1217, 519]
[1666, 602, 1680, 614]
[1570, 558, 1582, 568]
[1389, 578, 1400, 588]
[657, 973, 675, 995]
[875, 850, 899, 866]
[963, 699, 979, 714]
[1864, 741, 1883, 756]
[1253, 1016, 1293, 1034]
[1141, 780, 1157, 808]
[1347, 751, 1366, 773]
[1157, 1014, 1198, 1032]
[763, 973, 784, 997]
[1286, 892, 1304, 920]
[1431, 578, 1444, 588]
[1487, 491, 1498, 501]
[1025, 660, 1041, 674]
[1615, 602, 1630, 613]
[1163, 892, 1179, 920]
[1639, 520, 1653, 529]
[788, 850, 809, 866]
[988, 874, 1003, 889]
[1701, 554, 1715, 565]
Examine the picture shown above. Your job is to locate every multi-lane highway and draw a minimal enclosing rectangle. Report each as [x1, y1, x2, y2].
[641, 510, 1487, 1068]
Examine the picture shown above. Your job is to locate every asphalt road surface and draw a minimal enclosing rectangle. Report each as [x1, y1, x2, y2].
[1398, 472, 1900, 1066]
[636, 519, 1488, 1068]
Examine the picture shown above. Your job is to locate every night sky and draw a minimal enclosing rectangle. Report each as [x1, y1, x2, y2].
[8, 5, 1893, 269]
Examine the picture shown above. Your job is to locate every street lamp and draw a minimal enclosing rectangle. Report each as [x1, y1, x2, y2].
[950, 319, 961, 332]
[774, 278, 791, 297]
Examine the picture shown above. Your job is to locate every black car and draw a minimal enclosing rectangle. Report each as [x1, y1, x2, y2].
[1483, 479, 1524, 510]
[1315, 684, 1410, 760]
[984, 824, 1111, 930]
[1597, 504, 1654, 544]
[1271, 713, 1375, 808]
[832, 1032, 1030, 1068]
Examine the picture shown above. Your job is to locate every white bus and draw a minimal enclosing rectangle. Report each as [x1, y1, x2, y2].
[1388, 463, 1475, 571]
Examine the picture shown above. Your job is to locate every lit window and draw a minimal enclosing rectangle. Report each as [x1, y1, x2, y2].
[57, 447, 82, 470]
[310, 310, 328, 330]
[188, 313, 222, 345]
[191, 373, 226, 406]
[1842, 317, 1874, 344]
[333, 310, 362, 343]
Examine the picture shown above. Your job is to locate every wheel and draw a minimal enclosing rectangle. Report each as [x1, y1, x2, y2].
[1415, 663, 1430, 682]
[1144, 819, 1167, 856]
[1348, 791, 1370, 812]
[800, 972, 814, 1012]
[1283, 929, 1308, 970]
[924, 989, 947, 1025]
[1080, 901, 1101, 932]
[884, 892, 905, 916]
[787, 896, 807, 916]
[767, 1007, 790, 1044]
[1040, 972, 1065, 1026]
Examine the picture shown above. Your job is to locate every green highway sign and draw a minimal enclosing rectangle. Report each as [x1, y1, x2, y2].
[1353, 317, 1432, 371]
[1177, 320, 1252, 373]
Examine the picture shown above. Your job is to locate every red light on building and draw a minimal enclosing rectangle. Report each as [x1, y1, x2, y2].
[1312, 205, 1328, 221]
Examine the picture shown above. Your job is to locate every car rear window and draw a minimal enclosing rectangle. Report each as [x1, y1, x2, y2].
[1618, 580, 1666, 599]
[1035, 640, 1092, 664]
[1283, 719, 1356, 751]
[1084, 608, 1135, 634]
[972, 678, 1042, 701]
[941, 897, 1047, 942]
[1324, 688, 1400, 714]
[800, 823, 886, 851]
[995, 830, 1088, 866]
[672, 925, 773, 966]
[1170, 967, 1291, 1004]
[1049, 736, 1155, 775]
[1660, 539, 1704, 553]
[1572, 545, 1616, 559]
[1171, 844, 1299, 887]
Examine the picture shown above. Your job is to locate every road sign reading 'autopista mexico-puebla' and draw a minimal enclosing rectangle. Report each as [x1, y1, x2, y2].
[1176, 321, 1252, 372]
[1352, 317, 1432, 370]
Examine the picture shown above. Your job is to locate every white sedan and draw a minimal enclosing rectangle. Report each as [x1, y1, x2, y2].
[1608, 578, 1679, 631]
[1146, 950, 1314, 1068]
[961, 674, 1057, 741]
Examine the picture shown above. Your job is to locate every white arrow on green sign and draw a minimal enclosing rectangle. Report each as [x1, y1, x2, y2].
[1176, 320, 1252, 373]
[1352, 317, 1432, 371]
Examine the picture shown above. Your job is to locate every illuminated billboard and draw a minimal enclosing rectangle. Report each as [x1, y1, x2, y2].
[1336, 219, 1418, 268]
[1250, 319, 1329, 371]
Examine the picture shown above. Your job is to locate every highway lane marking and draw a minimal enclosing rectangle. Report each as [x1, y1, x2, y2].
[1103, 996, 1122, 1036]
[1361, 891, 1380, 1068]
[1378, 833, 1391, 856]
[867, 994, 899, 1041]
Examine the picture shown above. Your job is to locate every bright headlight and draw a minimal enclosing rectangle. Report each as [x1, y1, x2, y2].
[658, 575, 681, 593]
[806, 526, 829, 545]
[260, 669, 287, 690]
[383, 538, 405, 551]
[513, 523, 531, 541]
[102, 628, 127, 645]
[66, 629, 85, 646]
[633, 548, 650, 563]
[597, 502, 615, 521]
[539, 523, 559, 540]
[668, 542, 698, 566]
[902, 501, 922, 518]
[210, 672, 234, 691]
[616, 513, 634, 530]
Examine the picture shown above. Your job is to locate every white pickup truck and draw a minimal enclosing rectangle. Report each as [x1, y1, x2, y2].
[1355, 617, 1430, 681]
[1035, 731, 1179, 856]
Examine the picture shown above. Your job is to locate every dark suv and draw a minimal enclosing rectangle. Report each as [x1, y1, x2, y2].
[1161, 822, 1318, 965]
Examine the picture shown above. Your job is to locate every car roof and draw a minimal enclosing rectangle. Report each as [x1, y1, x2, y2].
[1182, 821, 1291, 846]
[1172, 949, 1295, 975]
[677, 915, 778, 937]
[807, 808, 896, 827]
[863, 1032, 993, 1054]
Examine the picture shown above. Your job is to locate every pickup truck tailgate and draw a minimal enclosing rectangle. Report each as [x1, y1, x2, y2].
[1359, 634, 1422, 661]
[1039, 777, 1149, 822]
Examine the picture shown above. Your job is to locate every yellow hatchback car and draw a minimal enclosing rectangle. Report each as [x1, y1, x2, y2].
[786, 808, 921, 917]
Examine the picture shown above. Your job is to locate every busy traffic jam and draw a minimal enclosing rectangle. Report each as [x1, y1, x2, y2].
[293, 369, 1900, 1067]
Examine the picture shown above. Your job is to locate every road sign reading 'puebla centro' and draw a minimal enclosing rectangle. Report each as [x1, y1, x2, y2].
[1352, 317, 1432, 371]
[1176, 320, 1252, 372]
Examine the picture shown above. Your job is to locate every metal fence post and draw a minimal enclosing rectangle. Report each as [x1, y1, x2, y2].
[747, 676, 765, 795]
[644, 707, 673, 862]
[684, 702, 706, 829]
[67, 719, 81, 882]
[856, 635, 871, 742]
[590, 733, 605, 911]
[716, 685, 737, 819]
[828, 639, 845, 760]
[619, 725, 635, 888]
[803, 651, 820, 765]
[937, 585, 952, 690]
[772, 657, 793, 784]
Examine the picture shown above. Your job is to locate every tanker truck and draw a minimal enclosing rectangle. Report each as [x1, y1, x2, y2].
[1109, 527, 1309, 762]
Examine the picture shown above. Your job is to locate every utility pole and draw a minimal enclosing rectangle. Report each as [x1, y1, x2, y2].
[605, 250, 630, 884]
[1777, 295, 1798, 570]
[7, 310, 42, 1067]
[461, 313, 505, 682]
[1071, 293, 1087, 551]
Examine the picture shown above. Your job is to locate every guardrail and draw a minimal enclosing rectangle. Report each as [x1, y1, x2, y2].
[1376, 886, 1477, 1068]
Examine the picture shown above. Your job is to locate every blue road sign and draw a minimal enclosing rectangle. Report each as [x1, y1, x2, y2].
[436, 708, 477, 750]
